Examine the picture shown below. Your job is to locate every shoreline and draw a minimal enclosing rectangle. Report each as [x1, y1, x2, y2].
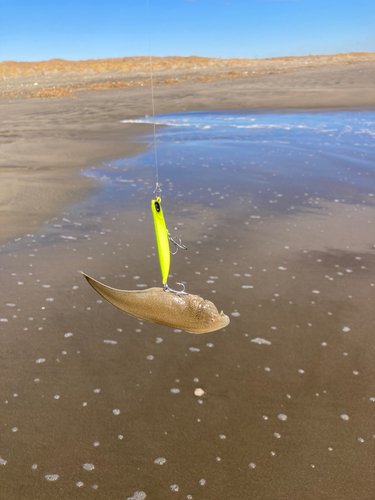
[1, 60, 375, 245]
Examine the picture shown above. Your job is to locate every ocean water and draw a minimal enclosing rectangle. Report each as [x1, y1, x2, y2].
[85, 110, 375, 204]
[1, 109, 375, 499]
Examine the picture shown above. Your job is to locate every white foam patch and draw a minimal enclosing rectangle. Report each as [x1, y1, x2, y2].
[154, 457, 166, 465]
[251, 338, 271, 345]
[126, 492, 146, 500]
[45, 474, 59, 481]
[83, 463, 95, 471]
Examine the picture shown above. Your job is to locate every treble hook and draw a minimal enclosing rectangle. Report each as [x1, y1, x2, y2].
[168, 233, 187, 255]
[154, 182, 162, 195]
[163, 282, 188, 295]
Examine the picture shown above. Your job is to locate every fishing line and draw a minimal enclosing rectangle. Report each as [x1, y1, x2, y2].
[146, 0, 160, 193]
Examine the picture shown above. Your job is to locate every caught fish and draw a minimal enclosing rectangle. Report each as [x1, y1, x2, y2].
[82, 273, 230, 334]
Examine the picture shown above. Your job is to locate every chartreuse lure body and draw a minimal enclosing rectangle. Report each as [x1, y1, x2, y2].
[151, 197, 170, 285]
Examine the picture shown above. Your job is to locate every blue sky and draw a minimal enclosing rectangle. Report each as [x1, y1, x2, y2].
[1, 0, 374, 62]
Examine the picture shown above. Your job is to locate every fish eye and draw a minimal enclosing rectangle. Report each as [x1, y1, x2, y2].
[155, 202, 160, 213]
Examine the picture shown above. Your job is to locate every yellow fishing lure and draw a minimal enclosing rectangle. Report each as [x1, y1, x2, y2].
[151, 196, 170, 285]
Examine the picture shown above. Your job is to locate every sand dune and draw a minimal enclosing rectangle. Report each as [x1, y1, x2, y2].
[1, 52, 375, 99]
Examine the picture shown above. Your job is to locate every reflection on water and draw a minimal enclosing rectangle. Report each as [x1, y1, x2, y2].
[1, 110, 375, 499]
[88, 110, 375, 209]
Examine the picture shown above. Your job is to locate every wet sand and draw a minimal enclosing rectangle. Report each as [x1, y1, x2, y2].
[1, 54, 375, 244]
[1, 58, 375, 499]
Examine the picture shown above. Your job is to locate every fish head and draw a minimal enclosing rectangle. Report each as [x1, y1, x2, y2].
[185, 296, 230, 334]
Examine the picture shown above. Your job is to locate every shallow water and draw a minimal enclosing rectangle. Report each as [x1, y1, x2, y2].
[1, 109, 375, 499]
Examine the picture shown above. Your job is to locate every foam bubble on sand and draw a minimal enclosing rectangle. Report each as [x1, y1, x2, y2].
[146, 355, 154, 360]
[231, 311, 240, 317]
[170, 388, 180, 394]
[0, 457, 7, 465]
[64, 332, 73, 338]
[45, 474, 59, 481]
[103, 340, 117, 345]
[76, 481, 84, 487]
[170, 484, 179, 492]
[342, 326, 351, 332]
[83, 463, 95, 471]
[340, 414, 350, 420]
[155, 337, 163, 343]
[154, 457, 166, 465]
[278, 414, 287, 421]
[36, 358, 46, 363]
[189, 347, 200, 352]
[113, 409, 120, 415]
[127, 491, 146, 500]
[248, 462, 256, 468]
[199, 478, 206, 485]
[251, 338, 271, 345]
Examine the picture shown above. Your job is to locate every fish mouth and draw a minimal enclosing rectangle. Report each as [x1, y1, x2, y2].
[186, 313, 230, 334]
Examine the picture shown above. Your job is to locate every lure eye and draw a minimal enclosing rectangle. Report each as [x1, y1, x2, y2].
[155, 202, 160, 213]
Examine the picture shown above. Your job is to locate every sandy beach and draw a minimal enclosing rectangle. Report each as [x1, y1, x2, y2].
[1, 53, 375, 244]
[1, 54, 375, 499]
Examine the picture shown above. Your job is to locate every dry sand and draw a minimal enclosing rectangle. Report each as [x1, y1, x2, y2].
[0, 53, 375, 244]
